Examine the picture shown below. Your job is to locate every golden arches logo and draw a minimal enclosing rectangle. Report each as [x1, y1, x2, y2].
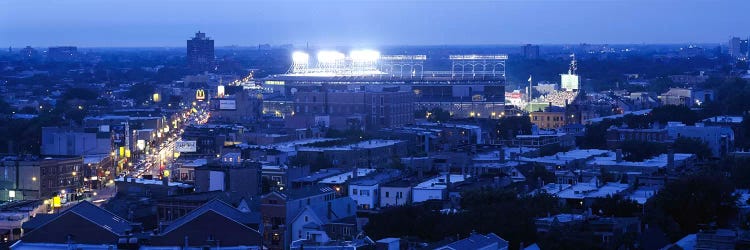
[196, 89, 206, 101]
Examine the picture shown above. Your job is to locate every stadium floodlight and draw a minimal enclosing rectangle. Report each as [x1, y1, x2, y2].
[317, 50, 345, 64]
[350, 49, 381, 62]
[292, 51, 310, 65]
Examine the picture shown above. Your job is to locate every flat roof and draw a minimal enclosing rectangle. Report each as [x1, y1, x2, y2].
[555, 181, 630, 200]
[414, 174, 468, 190]
[298, 139, 402, 152]
[115, 177, 192, 188]
[520, 149, 610, 165]
[319, 169, 376, 184]
[589, 152, 694, 168]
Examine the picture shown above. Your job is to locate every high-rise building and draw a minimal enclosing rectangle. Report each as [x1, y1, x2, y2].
[522, 44, 540, 59]
[187, 31, 215, 72]
[19, 46, 38, 59]
[729, 36, 749, 59]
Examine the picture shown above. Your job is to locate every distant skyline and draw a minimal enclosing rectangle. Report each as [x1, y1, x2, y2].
[1, 0, 749, 48]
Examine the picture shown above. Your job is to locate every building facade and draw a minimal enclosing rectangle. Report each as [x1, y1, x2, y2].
[187, 31, 215, 72]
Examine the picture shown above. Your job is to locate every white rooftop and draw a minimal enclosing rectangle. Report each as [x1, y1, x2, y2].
[520, 149, 610, 165]
[626, 186, 659, 205]
[115, 177, 192, 188]
[703, 116, 743, 124]
[299, 139, 402, 151]
[589, 152, 694, 168]
[537, 213, 585, 223]
[319, 169, 376, 184]
[249, 138, 337, 153]
[182, 158, 208, 167]
[414, 174, 468, 190]
[556, 179, 630, 200]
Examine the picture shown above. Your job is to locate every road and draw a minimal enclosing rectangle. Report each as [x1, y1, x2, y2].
[126, 105, 209, 179]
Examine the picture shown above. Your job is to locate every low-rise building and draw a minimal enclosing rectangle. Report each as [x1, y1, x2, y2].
[379, 180, 412, 207]
[412, 174, 468, 203]
[0, 156, 83, 201]
[434, 232, 509, 250]
[289, 197, 358, 245]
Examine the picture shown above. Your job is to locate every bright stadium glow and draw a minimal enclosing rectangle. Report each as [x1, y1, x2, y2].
[350, 49, 380, 62]
[292, 51, 310, 65]
[317, 51, 345, 64]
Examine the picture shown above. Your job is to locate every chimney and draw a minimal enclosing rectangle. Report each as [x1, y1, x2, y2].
[446, 174, 452, 190]
[616, 149, 623, 162]
[667, 148, 675, 168]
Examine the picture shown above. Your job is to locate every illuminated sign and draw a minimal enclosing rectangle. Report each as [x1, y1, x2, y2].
[53, 196, 61, 208]
[219, 99, 236, 110]
[175, 140, 197, 152]
[264, 80, 285, 85]
[505, 92, 522, 99]
[561, 74, 580, 91]
[217, 85, 225, 98]
[136, 140, 146, 151]
[196, 89, 206, 101]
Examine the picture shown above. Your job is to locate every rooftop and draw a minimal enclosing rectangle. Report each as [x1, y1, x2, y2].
[298, 139, 403, 152]
[414, 174, 469, 190]
[555, 179, 630, 200]
[520, 149, 610, 165]
[115, 177, 192, 188]
[703, 116, 743, 124]
[318, 168, 376, 184]
[589, 152, 694, 168]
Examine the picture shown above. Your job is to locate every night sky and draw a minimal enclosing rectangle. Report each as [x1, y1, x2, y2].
[1, 0, 748, 47]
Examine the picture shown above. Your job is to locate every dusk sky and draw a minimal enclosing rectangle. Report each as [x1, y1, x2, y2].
[1, 0, 749, 47]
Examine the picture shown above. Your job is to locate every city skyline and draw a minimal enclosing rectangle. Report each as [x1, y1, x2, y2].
[2, 0, 750, 47]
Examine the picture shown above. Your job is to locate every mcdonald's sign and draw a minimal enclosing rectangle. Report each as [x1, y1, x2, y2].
[196, 89, 206, 101]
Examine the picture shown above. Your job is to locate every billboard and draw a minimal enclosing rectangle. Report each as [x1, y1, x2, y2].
[175, 140, 197, 152]
[561, 74, 580, 91]
[219, 99, 236, 110]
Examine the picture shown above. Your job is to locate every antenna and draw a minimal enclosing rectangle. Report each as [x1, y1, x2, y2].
[569, 54, 577, 74]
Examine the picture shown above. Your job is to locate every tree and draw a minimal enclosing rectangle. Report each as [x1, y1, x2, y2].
[590, 195, 641, 217]
[672, 137, 712, 160]
[496, 116, 532, 140]
[125, 82, 156, 105]
[423, 107, 451, 122]
[649, 105, 701, 126]
[311, 154, 333, 171]
[645, 172, 737, 241]
[620, 140, 667, 161]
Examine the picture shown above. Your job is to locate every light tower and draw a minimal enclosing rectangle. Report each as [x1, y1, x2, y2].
[290, 51, 310, 74]
[316, 50, 346, 74]
[349, 49, 380, 74]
